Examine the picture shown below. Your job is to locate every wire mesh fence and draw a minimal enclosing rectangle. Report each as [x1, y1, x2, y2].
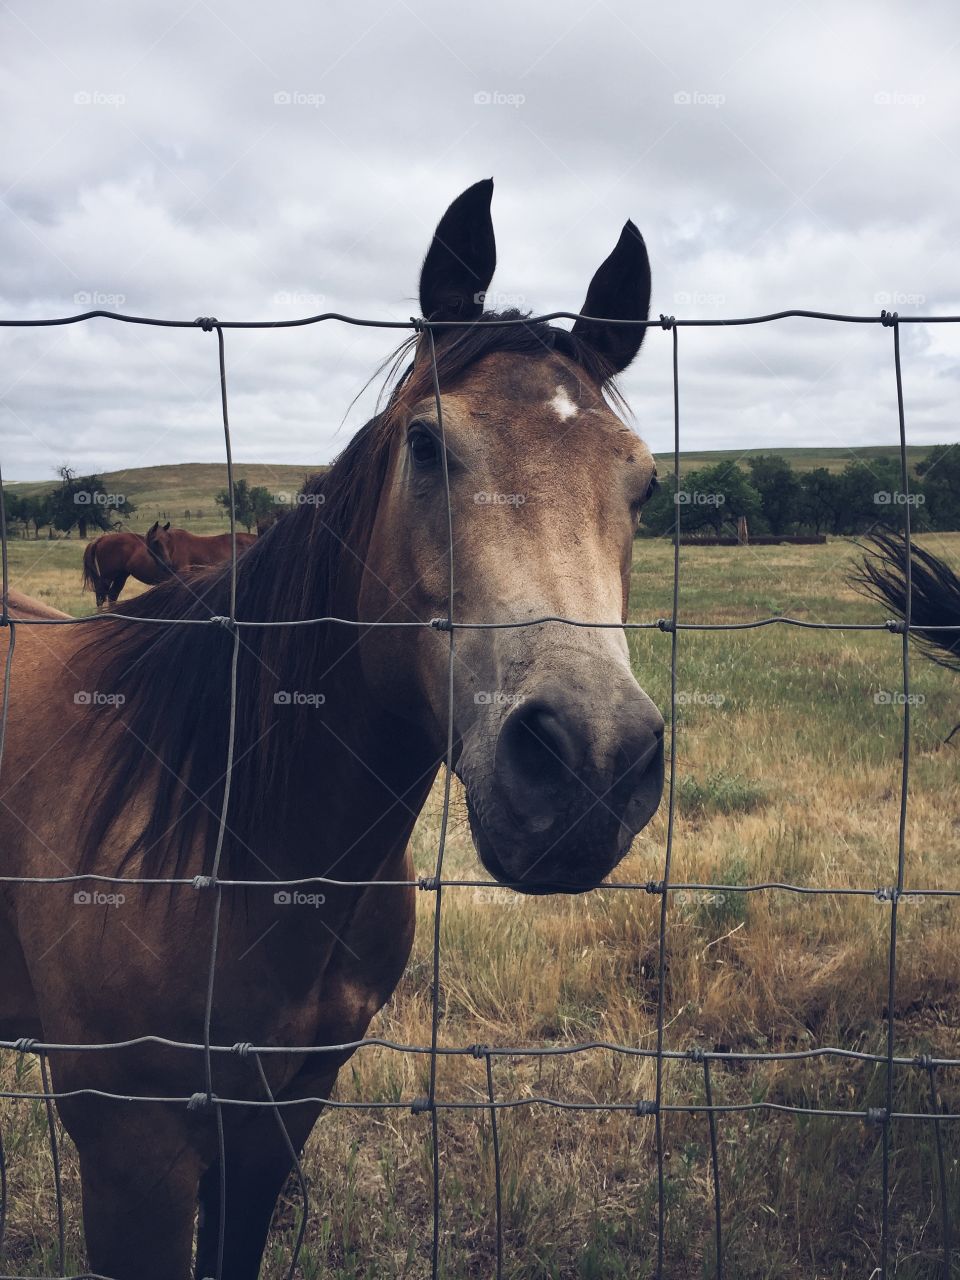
[0, 304, 957, 1278]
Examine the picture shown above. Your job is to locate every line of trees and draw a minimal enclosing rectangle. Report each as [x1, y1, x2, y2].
[639, 446, 960, 539]
[2, 467, 135, 539]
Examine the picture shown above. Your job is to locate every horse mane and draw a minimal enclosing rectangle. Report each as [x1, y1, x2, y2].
[79, 311, 626, 881]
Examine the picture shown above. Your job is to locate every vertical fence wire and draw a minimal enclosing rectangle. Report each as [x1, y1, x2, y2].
[37, 1057, 64, 1278]
[250, 1050, 310, 1280]
[924, 1058, 954, 1274]
[483, 1050, 504, 1280]
[701, 1052, 723, 1279]
[653, 319, 681, 1276]
[425, 324, 457, 1278]
[880, 316, 912, 1278]
[199, 320, 239, 1280]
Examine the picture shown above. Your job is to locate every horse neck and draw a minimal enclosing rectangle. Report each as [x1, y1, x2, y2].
[233, 530, 438, 884]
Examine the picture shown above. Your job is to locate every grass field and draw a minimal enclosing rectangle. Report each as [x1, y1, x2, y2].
[2, 528, 959, 1278]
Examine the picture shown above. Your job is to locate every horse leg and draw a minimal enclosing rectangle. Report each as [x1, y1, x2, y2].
[70, 1107, 202, 1280]
[194, 1098, 321, 1280]
[107, 573, 128, 604]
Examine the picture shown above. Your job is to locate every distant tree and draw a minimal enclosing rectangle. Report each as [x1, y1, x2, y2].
[915, 444, 960, 530]
[20, 493, 53, 539]
[798, 467, 840, 535]
[49, 465, 135, 540]
[640, 464, 761, 538]
[1, 490, 22, 538]
[831, 457, 905, 534]
[215, 479, 276, 533]
[747, 455, 802, 535]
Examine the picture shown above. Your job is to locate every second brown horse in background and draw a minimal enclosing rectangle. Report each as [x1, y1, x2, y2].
[145, 520, 257, 573]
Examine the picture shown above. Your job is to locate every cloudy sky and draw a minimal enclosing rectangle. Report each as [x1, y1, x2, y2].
[1, 0, 958, 480]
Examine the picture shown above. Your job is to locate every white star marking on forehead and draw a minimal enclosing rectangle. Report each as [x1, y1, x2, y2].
[548, 386, 578, 422]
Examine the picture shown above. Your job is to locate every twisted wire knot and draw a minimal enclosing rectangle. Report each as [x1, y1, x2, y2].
[195, 316, 218, 332]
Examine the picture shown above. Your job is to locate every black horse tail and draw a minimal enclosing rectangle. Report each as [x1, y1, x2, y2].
[81, 538, 102, 595]
[852, 531, 960, 670]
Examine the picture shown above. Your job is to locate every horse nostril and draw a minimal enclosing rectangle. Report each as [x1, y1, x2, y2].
[509, 701, 581, 777]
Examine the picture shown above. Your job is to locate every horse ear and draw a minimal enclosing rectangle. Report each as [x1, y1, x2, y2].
[419, 178, 496, 324]
[571, 220, 652, 375]
[147, 521, 158, 535]
[163, 521, 171, 531]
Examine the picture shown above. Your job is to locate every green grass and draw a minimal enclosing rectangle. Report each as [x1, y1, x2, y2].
[2, 527, 959, 1277]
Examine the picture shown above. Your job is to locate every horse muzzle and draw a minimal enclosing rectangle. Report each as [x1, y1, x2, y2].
[461, 678, 664, 894]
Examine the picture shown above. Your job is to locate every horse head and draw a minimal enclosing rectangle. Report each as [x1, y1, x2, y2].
[357, 180, 664, 893]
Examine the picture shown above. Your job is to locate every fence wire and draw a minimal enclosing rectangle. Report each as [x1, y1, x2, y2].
[0, 304, 956, 1279]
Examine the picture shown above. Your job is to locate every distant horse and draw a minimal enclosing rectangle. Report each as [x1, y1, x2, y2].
[0, 179, 664, 1280]
[82, 529, 168, 607]
[145, 520, 257, 572]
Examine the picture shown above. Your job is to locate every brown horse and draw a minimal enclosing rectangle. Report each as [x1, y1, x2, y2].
[82, 529, 169, 607]
[0, 179, 664, 1280]
[145, 521, 257, 572]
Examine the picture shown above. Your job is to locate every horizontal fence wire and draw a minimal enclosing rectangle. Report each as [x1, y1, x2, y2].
[0, 304, 956, 1279]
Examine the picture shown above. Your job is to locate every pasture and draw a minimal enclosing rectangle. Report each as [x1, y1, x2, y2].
[1, 530, 958, 1278]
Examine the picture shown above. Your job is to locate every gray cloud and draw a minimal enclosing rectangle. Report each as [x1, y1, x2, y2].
[1, 0, 959, 478]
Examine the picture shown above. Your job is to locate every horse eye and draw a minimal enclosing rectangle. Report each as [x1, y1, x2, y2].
[408, 425, 440, 469]
[644, 475, 659, 503]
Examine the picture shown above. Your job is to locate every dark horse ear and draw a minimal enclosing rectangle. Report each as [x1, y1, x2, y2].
[571, 220, 652, 375]
[419, 178, 496, 324]
[147, 521, 158, 535]
[163, 521, 171, 530]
